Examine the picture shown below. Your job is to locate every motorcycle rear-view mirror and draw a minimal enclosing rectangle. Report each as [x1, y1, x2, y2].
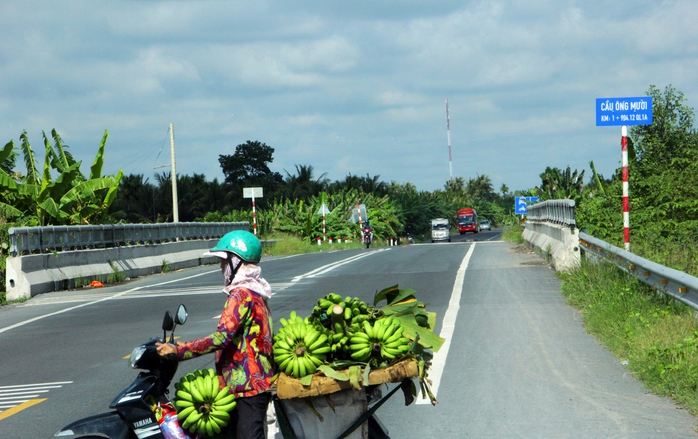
[175, 304, 188, 325]
[162, 311, 175, 337]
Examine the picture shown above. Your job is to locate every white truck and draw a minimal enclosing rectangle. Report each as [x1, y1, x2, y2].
[431, 218, 451, 243]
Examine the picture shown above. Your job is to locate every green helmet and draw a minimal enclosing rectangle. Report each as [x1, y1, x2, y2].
[210, 230, 262, 263]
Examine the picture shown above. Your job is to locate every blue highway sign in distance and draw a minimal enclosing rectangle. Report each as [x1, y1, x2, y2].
[515, 196, 539, 215]
[596, 97, 653, 126]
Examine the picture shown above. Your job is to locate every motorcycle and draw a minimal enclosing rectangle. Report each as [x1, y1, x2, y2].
[362, 227, 373, 249]
[55, 304, 189, 439]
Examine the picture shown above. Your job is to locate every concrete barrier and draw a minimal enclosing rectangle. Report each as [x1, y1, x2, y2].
[523, 222, 580, 272]
[5, 239, 220, 301]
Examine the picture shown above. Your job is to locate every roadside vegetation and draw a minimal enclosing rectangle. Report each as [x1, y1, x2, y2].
[500, 85, 698, 416]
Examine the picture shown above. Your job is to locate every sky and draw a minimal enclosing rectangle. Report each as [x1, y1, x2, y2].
[1, 0, 697, 194]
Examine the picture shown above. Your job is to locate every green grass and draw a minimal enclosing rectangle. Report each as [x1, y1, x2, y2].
[262, 233, 374, 256]
[501, 225, 525, 244]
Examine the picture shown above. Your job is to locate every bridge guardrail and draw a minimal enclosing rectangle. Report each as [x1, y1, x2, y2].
[5, 222, 257, 300]
[523, 199, 580, 271]
[578, 232, 698, 312]
[526, 199, 576, 230]
[8, 222, 249, 257]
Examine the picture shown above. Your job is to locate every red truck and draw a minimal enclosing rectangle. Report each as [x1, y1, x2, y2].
[457, 208, 479, 234]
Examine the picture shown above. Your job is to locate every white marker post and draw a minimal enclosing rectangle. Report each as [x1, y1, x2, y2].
[243, 187, 263, 236]
[318, 203, 330, 242]
[621, 125, 630, 250]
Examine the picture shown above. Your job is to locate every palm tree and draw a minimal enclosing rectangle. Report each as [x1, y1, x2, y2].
[109, 174, 156, 223]
[281, 164, 328, 201]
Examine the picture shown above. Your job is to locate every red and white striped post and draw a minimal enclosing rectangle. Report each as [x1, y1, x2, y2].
[323, 214, 326, 242]
[251, 195, 257, 236]
[621, 125, 630, 250]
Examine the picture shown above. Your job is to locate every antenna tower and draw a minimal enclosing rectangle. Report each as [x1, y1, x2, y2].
[446, 99, 453, 181]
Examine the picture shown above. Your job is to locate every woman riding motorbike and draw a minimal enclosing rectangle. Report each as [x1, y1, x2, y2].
[156, 230, 275, 439]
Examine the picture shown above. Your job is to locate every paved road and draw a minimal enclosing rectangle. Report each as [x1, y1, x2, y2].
[1, 233, 696, 438]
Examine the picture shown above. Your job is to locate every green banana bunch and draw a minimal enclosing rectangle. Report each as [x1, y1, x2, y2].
[173, 368, 237, 437]
[274, 319, 331, 378]
[310, 294, 376, 328]
[348, 317, 412, 363]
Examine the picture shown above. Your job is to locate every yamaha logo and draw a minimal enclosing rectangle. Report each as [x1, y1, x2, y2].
[133, 417, 154, 428]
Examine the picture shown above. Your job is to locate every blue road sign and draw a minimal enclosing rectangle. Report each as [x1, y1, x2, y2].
[515, 196, 539, 214]
[596, 97, 653, 126]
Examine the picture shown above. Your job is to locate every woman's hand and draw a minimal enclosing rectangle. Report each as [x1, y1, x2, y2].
[155, 342, 178, 358]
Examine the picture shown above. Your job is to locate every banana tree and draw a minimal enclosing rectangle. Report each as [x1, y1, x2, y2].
[0, 129, 123, 225]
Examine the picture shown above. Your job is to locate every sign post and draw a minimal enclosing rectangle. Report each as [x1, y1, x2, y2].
[317, 203, 330, 242]
[243, 187, 264, 236]
[596, 96, 653, 251]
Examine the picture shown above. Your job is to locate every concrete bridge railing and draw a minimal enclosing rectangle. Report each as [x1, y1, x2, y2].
[5, 222, 249, 301]
[522, 199, 580, 272]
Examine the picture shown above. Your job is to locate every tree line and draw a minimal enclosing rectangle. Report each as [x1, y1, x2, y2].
[1, 84, 695, 267]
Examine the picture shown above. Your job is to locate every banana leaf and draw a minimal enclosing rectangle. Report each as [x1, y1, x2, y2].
[0, 172, 19, 191]
[40, 135, 53, 193]
[44, 163, 81, 204]
[373, 284, 417, 306]
[38, 198, 69, 222]
[300, 374, 313, 387]
[392, 315, 444, 352]
[0, 201, 24, 218]
[348, 365, 362, 390]
[59, 175, 120, 208]
[18, 182, 40, 198]
[375, 284, 444, 352]
[102, 170, 123, 208]
[317, 365, 349, 381]
[19, 131, 40, 186]
[0, 140, 14, 164]
[50, 129, 78, 173]
[89, 130, 108, 180]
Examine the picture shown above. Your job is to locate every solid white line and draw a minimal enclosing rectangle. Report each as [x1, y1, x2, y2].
[416, 243, 475, 405]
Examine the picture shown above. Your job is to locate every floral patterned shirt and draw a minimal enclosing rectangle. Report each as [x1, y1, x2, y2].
[176, 287, 275, 398]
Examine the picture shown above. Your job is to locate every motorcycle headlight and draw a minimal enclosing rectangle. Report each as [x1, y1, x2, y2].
[129, 345, 146, 368]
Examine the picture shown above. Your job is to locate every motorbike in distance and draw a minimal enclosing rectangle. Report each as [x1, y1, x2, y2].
[55, 304, 189, 439]
[362, 226, 373, 249]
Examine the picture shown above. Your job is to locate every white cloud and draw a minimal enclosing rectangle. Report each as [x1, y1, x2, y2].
[0, 0, 696, 194]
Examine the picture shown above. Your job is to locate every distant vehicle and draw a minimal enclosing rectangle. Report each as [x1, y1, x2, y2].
[479, 220, 491, 231]
[431, 218, 451, 243]
[457, 208, 479, 234]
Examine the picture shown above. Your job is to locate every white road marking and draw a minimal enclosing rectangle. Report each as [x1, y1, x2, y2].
[0, 382, 72, 413]
[416, 243, 475, 404]
[0, 270, 218, 334]
[291, 248, 390, 282]
[2, 250, 387, 333]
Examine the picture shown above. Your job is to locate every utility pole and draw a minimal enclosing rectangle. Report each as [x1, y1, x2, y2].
[446, 99, 453, 181]
[169, 123, 179, 223]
